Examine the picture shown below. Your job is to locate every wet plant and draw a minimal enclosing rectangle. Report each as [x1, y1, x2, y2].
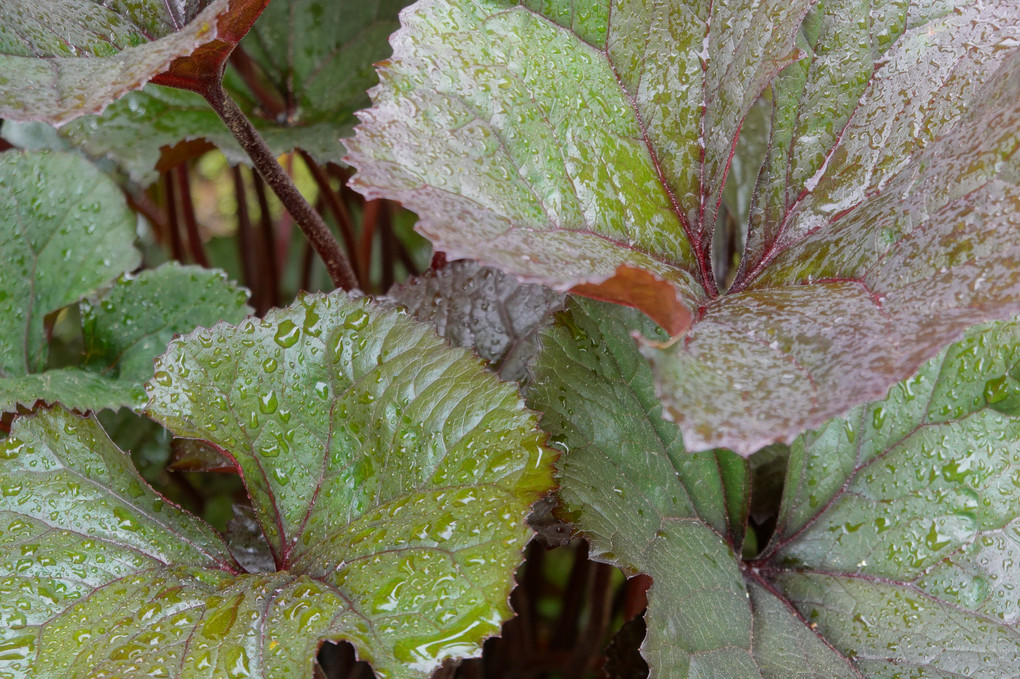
[2, 0, 1020, 677]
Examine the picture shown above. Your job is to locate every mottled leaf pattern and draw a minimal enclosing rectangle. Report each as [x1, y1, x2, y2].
[349, 0, 1020, 454]
[388, 261, 564, 381]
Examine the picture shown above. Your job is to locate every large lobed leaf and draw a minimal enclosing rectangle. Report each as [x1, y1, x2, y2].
[0, 152, 250, 415]
[531, 298, 1020, 677]
[2, 0, 412, 182]
[1, 292, 554, 678]
[529, 299, 857, 677]
[348, 0, 1020, 454]
[0, 0, 269, 125]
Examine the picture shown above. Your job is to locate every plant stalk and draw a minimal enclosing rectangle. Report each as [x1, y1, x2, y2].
[202, 81, 357, 291]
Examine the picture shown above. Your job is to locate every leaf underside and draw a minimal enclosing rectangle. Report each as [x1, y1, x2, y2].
[530, 297, 1020, 678]
[348, 0, 1020, 454]
[387, 260, 564, 381]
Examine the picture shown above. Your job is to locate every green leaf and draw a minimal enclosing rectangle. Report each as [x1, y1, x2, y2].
[0, 152, 140, 399]
[388, 261, 564, 381]
[3, 0, 412, 183]
[533, 298, 1020, 675]
[348, 0, 1020, 455]
[0, 0, 268, 125]
[756, 318, 1020, 676]
[0, 153, 250, 413]
[229, 0, 408, 146]
[139, 291, 555, 676]
[528, 298, 856, 677]
[80, 262, 252, 405]
[0, 407, 240, 677]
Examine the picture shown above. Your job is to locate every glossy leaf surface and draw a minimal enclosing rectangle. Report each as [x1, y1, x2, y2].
[388, 261, 564, 381]
[349, 0, 1020, 454]
[0, 263, 250, 414]
[0, 152, 249, 413]
[528, 298, 856, 677]
[143, 291, 555, 676]
[762, 318, 1020, 677]
[0, 0, 268, 125]
[0, 152, 139, 409]
[3, 0, 411, 182]
[532, 298, 1020, 676]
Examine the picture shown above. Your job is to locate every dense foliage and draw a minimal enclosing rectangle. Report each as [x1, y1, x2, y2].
[2, 0, 1019, 677]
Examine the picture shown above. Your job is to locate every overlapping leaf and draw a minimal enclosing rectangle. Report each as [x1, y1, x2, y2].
[1, 293, 553, 678]
[348, 0, 1020, 454]
[130, 291, 554, 676]
[0, 152, 139, 410]
[0, 152, 250, 413]
[388, 261, 564, 381]
[531, 298, 1020, 676]
[0, 0, 268, 125]
[759, 318, 1020, 677]
[1, 0, 411, 183]
[528, 298, 856, 677]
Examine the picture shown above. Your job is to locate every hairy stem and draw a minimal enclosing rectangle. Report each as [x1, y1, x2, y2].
[202, 81, 357, 290]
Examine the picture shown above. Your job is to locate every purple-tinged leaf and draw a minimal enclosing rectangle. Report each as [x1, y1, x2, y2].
[346, 0, 812, 324]
[0, 0, 269, 125]
[532, 299, 1020, 675]
[754, 318, 1020, 676]
[350, 0, 1020, 454]
[528, 298, 859, 677]
[387, 260, 564, 381]
[1, 0, 413, 183]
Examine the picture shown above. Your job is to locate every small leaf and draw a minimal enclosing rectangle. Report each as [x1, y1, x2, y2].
[387, 260, 564, 381]
[80, 262, 252, 404]
[349, 0, 1020, 454]
[0, 161, 250, 413]
[528, 298, 855, 677]
[0, 152, 139, 406]
[142, 291, 555, 676]
[0, 0, 269, 125]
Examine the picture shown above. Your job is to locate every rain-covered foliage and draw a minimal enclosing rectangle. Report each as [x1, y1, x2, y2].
[2, 0, 1020, 677]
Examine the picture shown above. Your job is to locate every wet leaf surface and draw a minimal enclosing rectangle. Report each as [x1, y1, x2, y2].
[1, 293, 554, 678]
[0, 157, 249, 414]
[388, 261, 564, 381]
[0, 152, 140, 411]
[349, 0, 1020, 454]
[80, 262, 252, 405]
[528, 298, 855, 677]
[1, 0, 411, 182]
[139, 291, 556, 676]
[532, 298, 1020, 676]
[0, 0, 268, 125]
[761, 318, 1020, 677]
